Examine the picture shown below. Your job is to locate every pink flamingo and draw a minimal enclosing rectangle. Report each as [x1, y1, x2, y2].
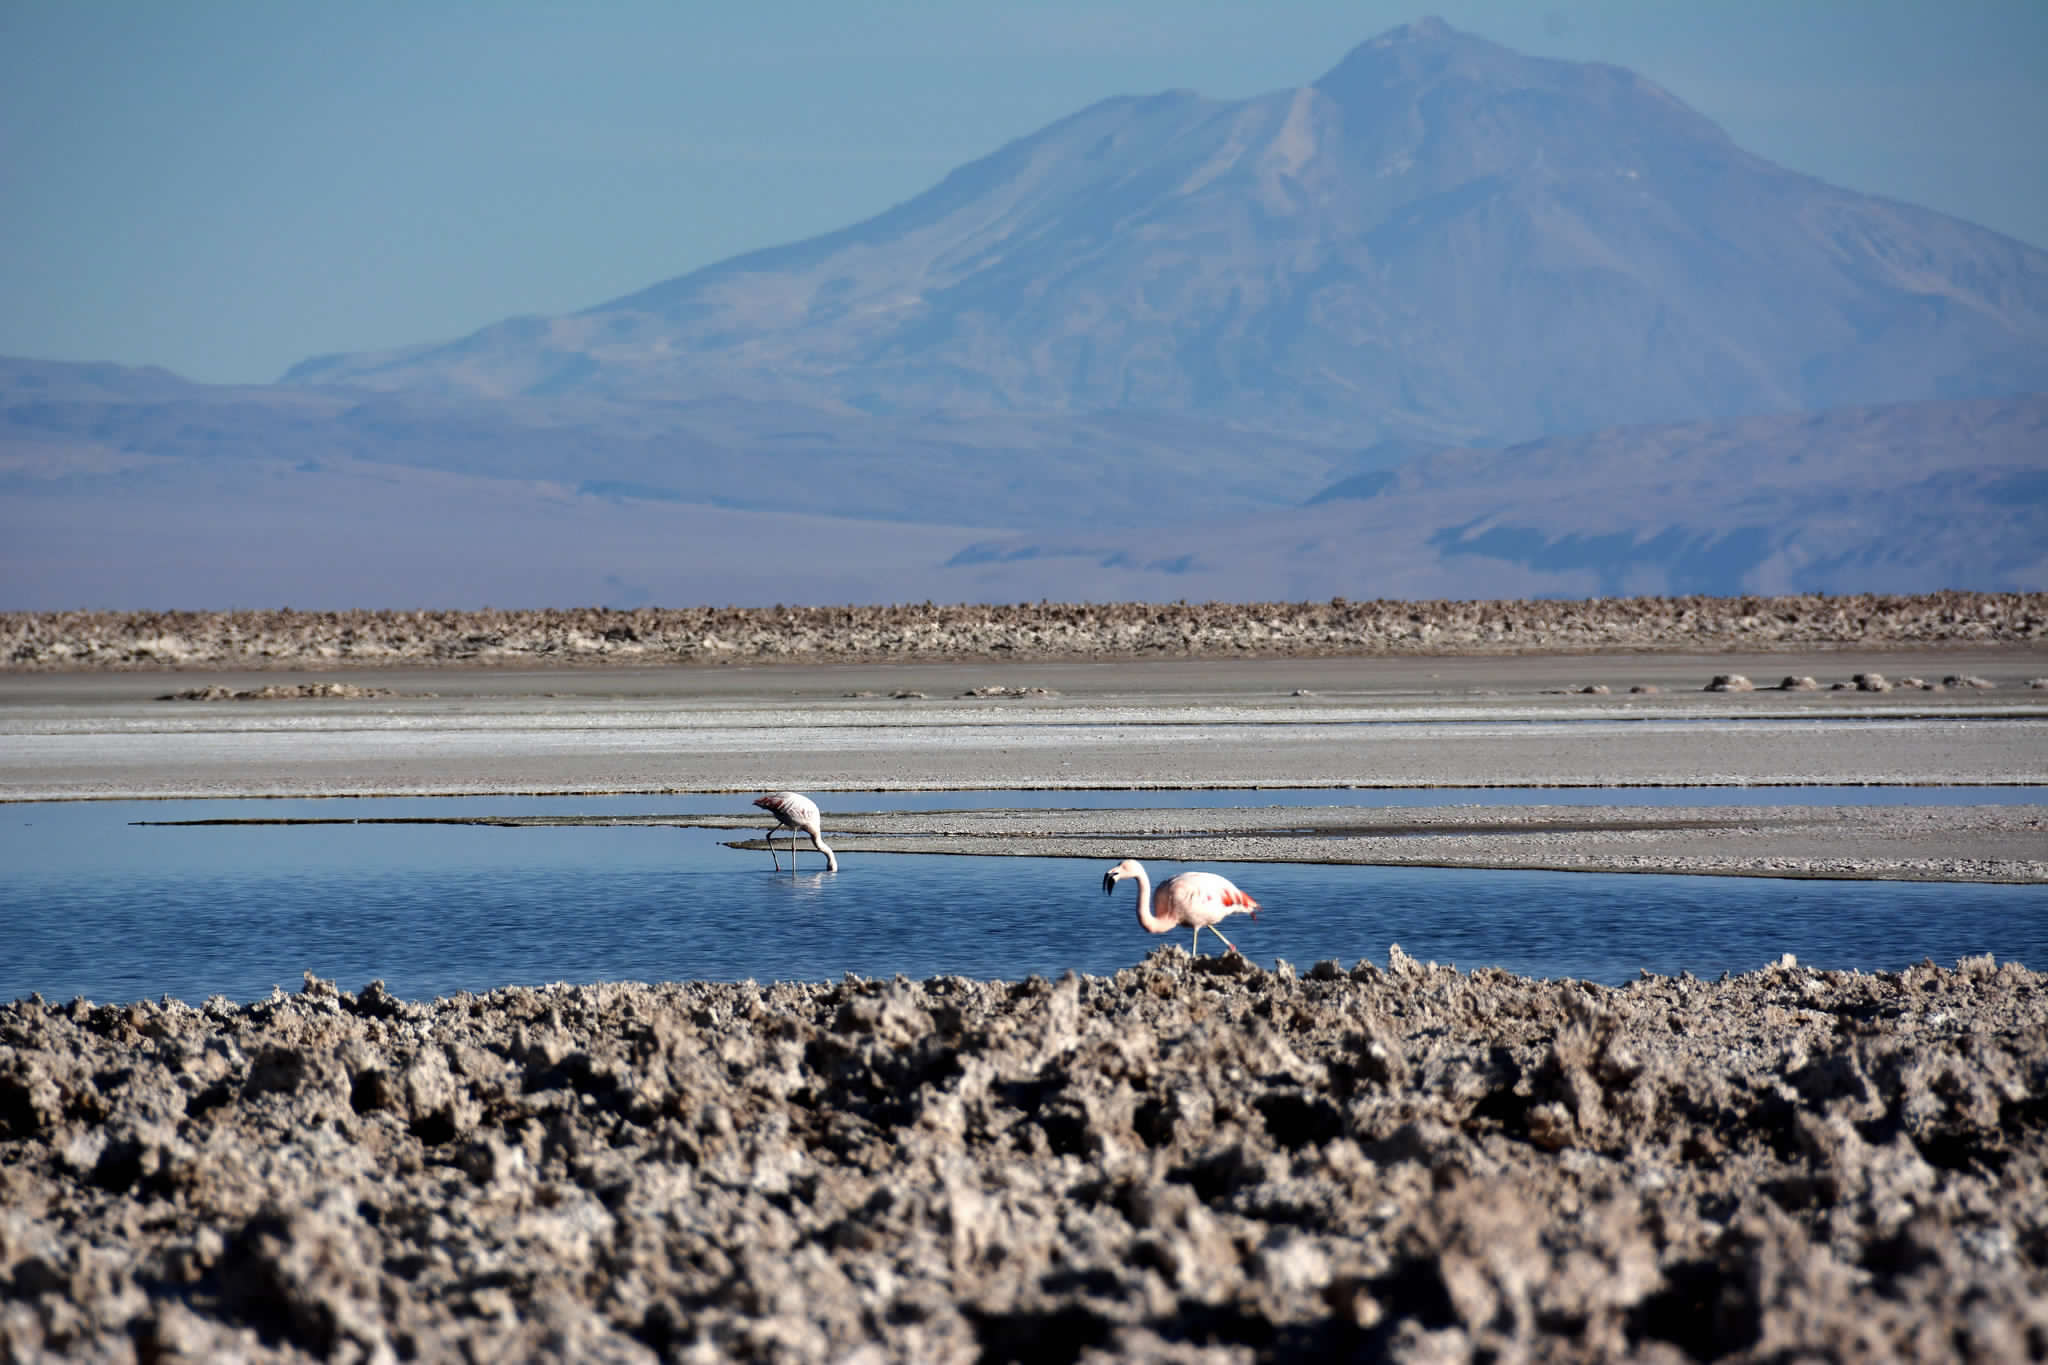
[753, 791, 839, 872]
[1102, 858, 1259, 957]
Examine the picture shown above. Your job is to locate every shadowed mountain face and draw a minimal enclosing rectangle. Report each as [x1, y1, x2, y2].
[936, 394, 2048, 601]
[285, 19, 2048, 447]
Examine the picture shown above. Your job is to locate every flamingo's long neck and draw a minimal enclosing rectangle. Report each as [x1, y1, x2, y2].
[1129, 865, 1172, 933]
[809, 828, 838, 873]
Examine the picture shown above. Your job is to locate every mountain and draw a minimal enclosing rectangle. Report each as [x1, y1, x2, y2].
[8, 19, 2047, 609]
[284, 18, 2048, 448]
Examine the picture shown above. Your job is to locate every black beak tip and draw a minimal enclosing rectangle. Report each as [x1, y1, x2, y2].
[1101, 872, 1115, 895]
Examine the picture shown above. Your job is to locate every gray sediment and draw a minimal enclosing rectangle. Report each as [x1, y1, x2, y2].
[716, 802, 2048, 883]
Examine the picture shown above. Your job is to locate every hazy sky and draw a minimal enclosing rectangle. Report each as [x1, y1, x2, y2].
[4, 1, 2044, 385]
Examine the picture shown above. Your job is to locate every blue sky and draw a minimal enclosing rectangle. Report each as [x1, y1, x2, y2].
[4, 1, 2044, 385]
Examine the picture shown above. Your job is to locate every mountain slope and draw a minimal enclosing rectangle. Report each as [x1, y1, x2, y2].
[284, 18, 2048, 446]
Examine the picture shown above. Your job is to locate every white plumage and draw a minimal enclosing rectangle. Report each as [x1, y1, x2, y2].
[753, 791, 839, 872]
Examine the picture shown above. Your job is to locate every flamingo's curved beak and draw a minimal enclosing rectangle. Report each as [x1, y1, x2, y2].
[1101, 869, 1119, 895]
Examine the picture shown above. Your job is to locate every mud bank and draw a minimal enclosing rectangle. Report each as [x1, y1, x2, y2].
[4, 954, 2044, 1362]
[5, 591, 2044, 671]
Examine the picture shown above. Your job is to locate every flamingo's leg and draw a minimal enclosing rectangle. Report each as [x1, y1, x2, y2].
[1210, 925, 1241, 955]
[766, 826, 783, 869]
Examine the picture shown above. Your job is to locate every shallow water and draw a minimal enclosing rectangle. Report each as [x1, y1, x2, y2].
[4, 791, 2043, 1003]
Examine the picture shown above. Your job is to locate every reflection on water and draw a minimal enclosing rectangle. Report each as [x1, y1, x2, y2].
[2, 792, 2043, 1003]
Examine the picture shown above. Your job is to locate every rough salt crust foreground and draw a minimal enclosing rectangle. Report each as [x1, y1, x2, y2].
[4, 591, 2044, 670]
[2, 955, 2043, 1362]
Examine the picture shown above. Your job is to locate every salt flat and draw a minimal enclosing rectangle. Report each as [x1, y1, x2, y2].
[1, 651, 2043, 802]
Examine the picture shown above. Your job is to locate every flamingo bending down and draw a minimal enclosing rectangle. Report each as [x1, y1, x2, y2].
[1102, 858, 1259, 957]
[753, 791, 839, 872]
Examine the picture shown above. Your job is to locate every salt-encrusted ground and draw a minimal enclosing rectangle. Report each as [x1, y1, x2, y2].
[4, 592, 2043, 670]
[3, 955, 2044, 1362]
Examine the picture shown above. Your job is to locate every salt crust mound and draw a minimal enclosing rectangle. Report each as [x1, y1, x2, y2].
[3, 953, 2044, 1361]
[156, 683, 398, 701]
[4, 591, 2043, 670]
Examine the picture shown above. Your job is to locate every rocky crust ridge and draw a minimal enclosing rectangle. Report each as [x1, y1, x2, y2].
[4, 591, 2043, 671]
[3, 953, 2044, 1362]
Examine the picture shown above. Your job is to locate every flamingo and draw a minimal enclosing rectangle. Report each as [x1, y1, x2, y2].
[1102, 858, 1259, 957]
[752, 791, 839, 872]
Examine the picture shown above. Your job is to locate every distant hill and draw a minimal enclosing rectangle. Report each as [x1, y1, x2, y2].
[936, 394, 2048, 601]
[284, 18, 2048, 448]
[0, 357, 1370, 530]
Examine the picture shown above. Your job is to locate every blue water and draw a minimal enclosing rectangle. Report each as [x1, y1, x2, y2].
[3, 791, 2043, 1004]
